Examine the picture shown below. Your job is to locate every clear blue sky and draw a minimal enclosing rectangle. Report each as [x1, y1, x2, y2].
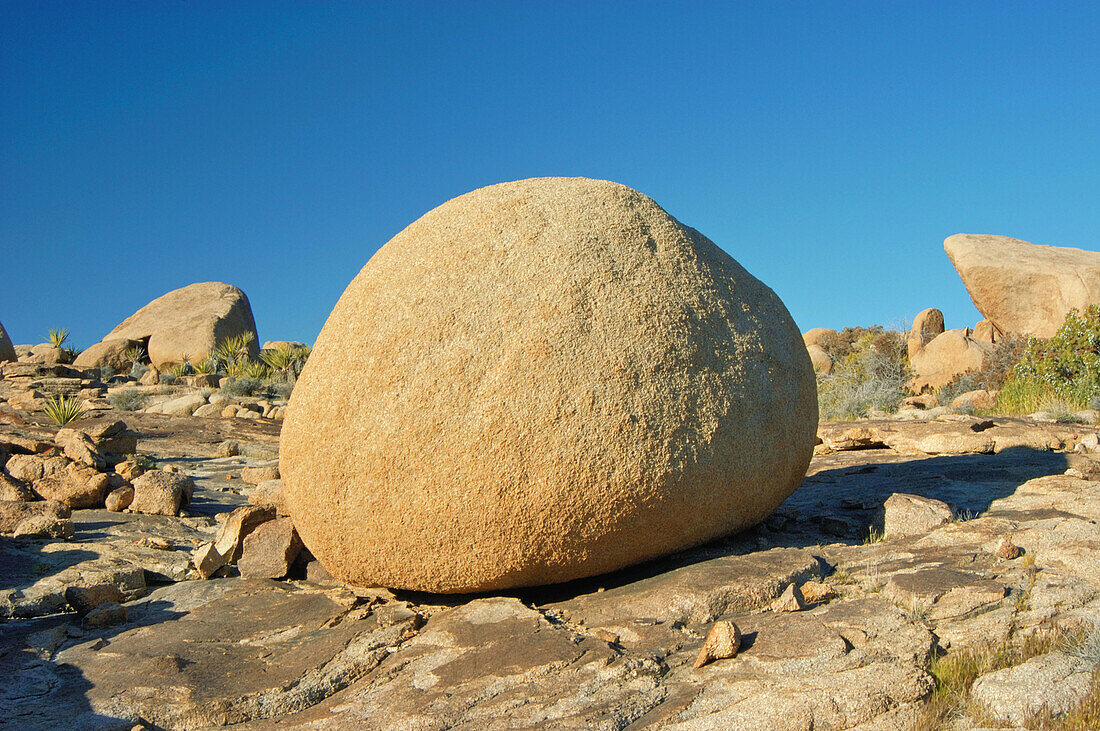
[3, 2, 1098, 348]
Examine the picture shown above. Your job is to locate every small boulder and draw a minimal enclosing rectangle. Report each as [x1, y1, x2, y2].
[0, 499, 71, 534]
[0, 472, 35, 502]
[248, 479, 288, 515]
[129, 470, 195, 516]
[34, 462, 110, 509]
[952, 389, 997, 412]
[146, 393, 207, 417]
[237, 518, 304, 579]
[55, 428, 107, 470]
[799, 580, 837, 604]
[12, 513, 75, 539]
[214, 505, 276, 563]
[909, 329, 990, 393]
[769, 582, 806, 612]
[105, 485, 135, 512]
[971, 319, 1000, 344]
[881, 493, 954, 538]
[907, 308, 946, 359]
[694, 620, 741, 668]
[801, 328, 837, 348]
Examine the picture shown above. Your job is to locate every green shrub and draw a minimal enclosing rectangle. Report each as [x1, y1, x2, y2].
[43, 394, 85, 425]
[130, 362, 149, 380]
[212, 332, 256, 371]
[817, 328, 911, 420]
[222, 377, 265, 397]
[260, 344, 311, 382]
[109, 389, 149, 412]
[995, 306, 1100, 414]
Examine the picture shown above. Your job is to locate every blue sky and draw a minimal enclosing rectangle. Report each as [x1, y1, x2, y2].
[2, 2, 1098, 348]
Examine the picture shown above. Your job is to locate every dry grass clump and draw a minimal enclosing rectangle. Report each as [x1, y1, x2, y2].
[914, 622, 1100, 730]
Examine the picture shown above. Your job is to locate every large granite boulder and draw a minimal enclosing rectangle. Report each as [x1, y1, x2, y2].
[72, 337, 143, 372]
[0, 320, 15, 362]
[945, 234, 1100, 338]
[281, 177, 818, 594]
[81, 282, 258, 368]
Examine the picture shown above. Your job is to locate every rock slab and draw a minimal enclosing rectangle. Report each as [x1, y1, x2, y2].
[945, 233, 1100, 338]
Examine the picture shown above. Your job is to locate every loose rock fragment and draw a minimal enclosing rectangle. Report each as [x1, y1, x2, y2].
[237, 517, 303, 579]
[798, 580, 836, 605]
[129, 470, 194, 516]
[770, 583, 806, 612]
[105, 485, 134, 512]
[83, 601, 128, 629]
[995, 538, 1023, 560]
[694, 620, 741, 668]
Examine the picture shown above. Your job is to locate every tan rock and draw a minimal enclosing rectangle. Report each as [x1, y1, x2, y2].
[55, 428, 106, 470]
[129, 470, 194, 516]
[909, 329, 990, 393]
[83, 601, 127, 629]
[806, 344, 833, 374]
[0, 471, 35, 502]
[191, 541, 225, 579]
[769, 582, 806, 612]
[971, 319, 1000, 344]
[105, 485, 134, 512]
[798, 580, 837, 604]
[0, 320, 16, 362]
[145, 393, 206, 416]
[970, 652, 1094, 726]
[802, 328, 837, 348]
[262, 340, 306, 351]
[34, 462, 110, 509]
[240, 465, 279, 485]
[12, 513, 74, 539]
[248, 479, 288, 515]
[191, 403, 222, 418]
[281, 177, 818, 593]
[72, 338, 143, 371]
[945, 233, 1100, 338]
[907, 308, 945, 359]
[213, 505, 276, 564]
[0, 499, 71, 534]
[237, 517, 303, 579]
[882, 493, 954, 537]
[139, 366, 159, 386]
[87, 282, 258, 369]
[694, 620, 741, 668]
[952, 389, 997, 412]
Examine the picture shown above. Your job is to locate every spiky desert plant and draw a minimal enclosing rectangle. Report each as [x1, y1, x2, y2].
[47, 328, 69, 347]
[192, 356, 216, 375]
[212, 332, 256, 370]
[227, 358, 271, 381]
[122, 345, 147, 367]
[43, 393, 86, 425]
[260, 344, 310, 382]
[165, 358, 192, 378]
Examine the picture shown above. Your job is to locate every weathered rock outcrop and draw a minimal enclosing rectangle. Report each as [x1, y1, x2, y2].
[945, 233, 1100, 338]
[282, 177, 818, 593]
[82, 282, 258, 368]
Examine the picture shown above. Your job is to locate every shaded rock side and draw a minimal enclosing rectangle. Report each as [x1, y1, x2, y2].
[281, 177, 818, 593]
[87, 282, 259, 368]
[0, 320, 15, 362]
[945, 233, 1100, 338]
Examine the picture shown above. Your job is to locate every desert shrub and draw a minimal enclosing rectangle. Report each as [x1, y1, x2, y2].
[109, 389, 149, 412]
[995, 306, 1100, 414]
[222, 377, 265, 397]
[936, 334, 1028, 407]
[164, 359, 192, 378]
[130, 362, 149, 380]
[43, 394, 85, 425]
[159, 373, 178, 385]
[270, 382, 294, 400]
[817, 328, 911, 420]
[227, 359, 271, 381]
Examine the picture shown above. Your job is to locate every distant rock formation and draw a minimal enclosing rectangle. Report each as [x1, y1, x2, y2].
[945, 234, 1100, 338]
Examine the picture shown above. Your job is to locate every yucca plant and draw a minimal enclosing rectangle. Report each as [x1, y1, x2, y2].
[212, 332, 256, 370]
[165, 358, 192, 378]
[260, 344, 310, 382]
[43, 394, 86, 425]
[192, 356, 216, 375]
[47, 328, 69, 348]
[227, 358, 271, 381]
[122, 345, 147, 367]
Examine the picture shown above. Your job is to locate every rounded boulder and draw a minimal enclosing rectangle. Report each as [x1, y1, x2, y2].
[281, 177, 817, 593]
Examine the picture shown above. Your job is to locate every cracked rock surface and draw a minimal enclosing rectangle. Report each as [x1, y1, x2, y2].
[3, 411, 1100, 729]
